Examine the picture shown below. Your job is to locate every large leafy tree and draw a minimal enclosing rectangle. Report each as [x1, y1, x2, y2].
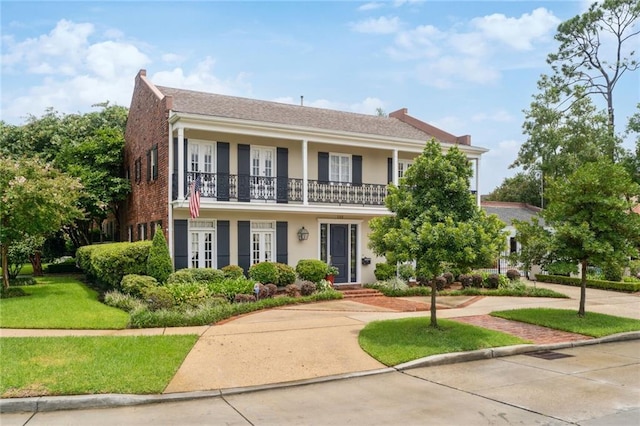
[542, 160, 640, 316]
[369, 140, 506, 327]
[0, 157, 83, 289]
[0, 103, 130, 248]
[484, 171, 543, 208]
[548, 0, 639, 137]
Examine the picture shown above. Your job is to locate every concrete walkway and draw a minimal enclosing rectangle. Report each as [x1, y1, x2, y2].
[1, 282, 639, 413]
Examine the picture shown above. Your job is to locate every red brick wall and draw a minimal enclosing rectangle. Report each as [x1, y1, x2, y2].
[120, 70, 171, 241]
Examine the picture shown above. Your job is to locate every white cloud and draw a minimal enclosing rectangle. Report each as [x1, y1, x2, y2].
[387, 25, 444, 60]
[471, 8, 560, 51]
[86, 41, 150, 80]
[161, 53, 185, 64]
[350, 16, 402, 34]
[151, 57, 250, 95]
[358, 2, 384, 11]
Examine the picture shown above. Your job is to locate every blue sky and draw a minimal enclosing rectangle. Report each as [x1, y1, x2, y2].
[1, 0, 638, 194]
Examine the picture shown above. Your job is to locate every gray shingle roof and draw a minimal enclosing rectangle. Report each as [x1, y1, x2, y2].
[157, 85, 444, 142]
[482, 202, 545, 227]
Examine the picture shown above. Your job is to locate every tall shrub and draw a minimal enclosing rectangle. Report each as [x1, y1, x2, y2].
[147, 230, 173, 284]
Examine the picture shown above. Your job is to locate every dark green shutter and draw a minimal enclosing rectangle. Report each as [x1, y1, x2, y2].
[173, 220, 188, 270]
[277, 147, 288, 203]
[146, 150, 151, 182]
[172, 138, 178, 200]
[183, 138, 188, 196]
[318, 152, 329, 183]
[217, 142, 230, 201]
[237, 221, 250, 275]
[238, 144, 250, 202]
[387, 158, 393, 184]
[352, 155, 362, 186]
[217, 220, 230, 268]
[276, 221, 288, 264]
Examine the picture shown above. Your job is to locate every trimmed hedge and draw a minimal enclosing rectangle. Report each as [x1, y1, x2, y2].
[76, 242, 152, 290]
[535, 274, 640, 293]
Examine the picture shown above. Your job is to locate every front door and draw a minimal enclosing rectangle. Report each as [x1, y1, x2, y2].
[251, 146, 275, 200]
[330, 224, 348, 283]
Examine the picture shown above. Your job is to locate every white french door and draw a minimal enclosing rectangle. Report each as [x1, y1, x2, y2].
[190, 220, 216, 268]
[251, 146, 276, 200]
[251, 221, 275, 264]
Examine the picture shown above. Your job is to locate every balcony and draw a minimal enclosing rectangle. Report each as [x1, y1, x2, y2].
[175, 172, 389, 206]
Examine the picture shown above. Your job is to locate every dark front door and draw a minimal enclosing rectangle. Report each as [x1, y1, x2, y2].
[330, 224, 348, 284]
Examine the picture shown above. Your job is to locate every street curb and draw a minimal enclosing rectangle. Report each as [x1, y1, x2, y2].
[1, 332, 638, 414]
[394, 331, 640, 371]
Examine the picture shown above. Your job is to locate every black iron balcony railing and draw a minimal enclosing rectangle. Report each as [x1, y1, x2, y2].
[175, 172, 388, 206]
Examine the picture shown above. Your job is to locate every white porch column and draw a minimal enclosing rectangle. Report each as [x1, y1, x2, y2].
[475, 157, 481, 206]
[302, 139, 308, 205]
[392, 149, 399, 186]
[177, 127, 185, 200]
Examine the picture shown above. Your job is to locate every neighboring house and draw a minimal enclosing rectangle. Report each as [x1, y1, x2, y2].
[481, 201, 545, 274]
[120, 69, 487, 285]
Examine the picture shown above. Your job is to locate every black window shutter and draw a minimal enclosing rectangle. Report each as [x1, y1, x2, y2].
[318, 152, 329, 184]
[217, 220, 230, 268]
[238, 144, 250, 202]
[277, 147, 288, 203]
[217, 142, 230, 201]
[237, 221, 250, 275]
[352, 155, 362, 186]
[172, 138, 178, 200]
[146, 150, 151, 182]
[173, 219, 188, 270]
[152, 145, 158, 180]
[387, 158, 393, 184]
[276, 221, 288, 264]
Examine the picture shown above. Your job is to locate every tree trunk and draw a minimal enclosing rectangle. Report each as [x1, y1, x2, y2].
[1, 244, 10, 290]
[30, 251, 44, 276]
[430, 279, 438, 327]
[578, 260, 587, 317]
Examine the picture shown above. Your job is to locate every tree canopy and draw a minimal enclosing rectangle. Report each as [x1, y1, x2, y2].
[484, 171, 543, 208]
[369, 140, 506, 327]
[0, 103, 130, 248]
[0, 157, 83, 289]
[540, 160, 640, 316]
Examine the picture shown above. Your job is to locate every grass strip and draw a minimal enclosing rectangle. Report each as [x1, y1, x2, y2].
[491, 308, 640, 338]
[358, 317, 527, 366]
[0, 276, 129, 329]
[0, 335, 198, 397]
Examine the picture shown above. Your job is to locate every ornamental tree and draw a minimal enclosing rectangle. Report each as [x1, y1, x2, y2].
[0, 157, 83, 289]
[543, 160, 640, 316]
[369, 139, 506, 327]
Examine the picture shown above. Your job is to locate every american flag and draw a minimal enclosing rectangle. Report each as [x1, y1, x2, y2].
[189, 175, 201, 219]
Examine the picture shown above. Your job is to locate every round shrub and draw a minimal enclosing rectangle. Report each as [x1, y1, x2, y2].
[222, 264, 244, 279]
[265, 283, 278, 297]
[275, 263, 296, 285]
[189, 268, 225, 284]
[141, 286, 175, 311]
[602, 262, 623, 282]
[296, 259, 329, 283]
[285, 284, 300, 297]
[234, 294, 256, 303]
[166, 269, 195, 285]
[300, 281, 317, 296]
[121, 274, 158, 297]
[166, 282, 211, 307]
[506, 269, 521, 281]
[471, 274, 484, 288]
[458, 274, 473, 289]
[433, 276, 446, 291]
[249, 262, 279, 284]
[442, 272, 454, 285]
[398, 263, 415, 281]
[486, 273, 501, 289]
[374, 263, 395, 281]
[146, 230, 173, 284]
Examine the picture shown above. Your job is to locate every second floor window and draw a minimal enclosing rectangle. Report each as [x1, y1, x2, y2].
[147, 145, 158, 181]
[189, 142, 215, 175]
[134, 158, 142, 183]
[398, 160, 413, 178]
[330, 153, 351, 183]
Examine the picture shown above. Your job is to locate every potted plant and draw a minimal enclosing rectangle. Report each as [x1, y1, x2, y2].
[325, 265, 339, 284]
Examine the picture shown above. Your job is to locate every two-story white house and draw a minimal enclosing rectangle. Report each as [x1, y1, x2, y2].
[120, 69, 487, 285]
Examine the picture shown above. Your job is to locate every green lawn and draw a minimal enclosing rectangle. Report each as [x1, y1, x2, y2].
[0, 276, 129, 329]
[358, 317, 528, 366]
[0, 335, 198, 397]
[491, 308, 640, 338]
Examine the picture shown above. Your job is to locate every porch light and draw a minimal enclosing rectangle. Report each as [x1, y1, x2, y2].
[297, 226, 309, 241]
